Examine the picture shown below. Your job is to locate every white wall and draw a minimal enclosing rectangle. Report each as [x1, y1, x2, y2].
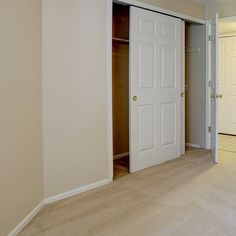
[0, 1, 43, 235]
[185, 24, 207, 148]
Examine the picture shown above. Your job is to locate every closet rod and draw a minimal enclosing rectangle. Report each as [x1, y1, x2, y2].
[112, 37, 129, 44]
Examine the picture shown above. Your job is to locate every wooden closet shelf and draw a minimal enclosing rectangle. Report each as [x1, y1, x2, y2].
[113, 37, 129, 44]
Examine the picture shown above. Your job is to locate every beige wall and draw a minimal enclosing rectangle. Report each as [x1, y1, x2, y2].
[138, 0, 205, 19]
[205, 2, 236, 18]
[43, 0, 109, 197]
[0, 0, 43, 235]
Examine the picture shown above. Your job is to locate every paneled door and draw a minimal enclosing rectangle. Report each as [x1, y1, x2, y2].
[219, 36, 236, 135]
[130, 7, 181, 172]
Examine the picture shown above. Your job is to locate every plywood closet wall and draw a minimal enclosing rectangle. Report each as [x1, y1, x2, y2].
[112, 4, 130, 156]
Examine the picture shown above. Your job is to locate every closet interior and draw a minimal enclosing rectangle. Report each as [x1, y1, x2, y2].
[185, 22, 207, 150]
[112, 3, 130, 179]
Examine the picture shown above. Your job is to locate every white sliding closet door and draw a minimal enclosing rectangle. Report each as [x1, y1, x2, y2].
[130, 7, 181, 173]
[219, 37, 236, 135]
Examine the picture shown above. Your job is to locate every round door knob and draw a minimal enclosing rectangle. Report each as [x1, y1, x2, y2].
[133, 96, 138, 102]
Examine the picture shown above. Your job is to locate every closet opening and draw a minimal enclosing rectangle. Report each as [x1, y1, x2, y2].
[184, 22, 208, 152]
[218, 18, 236, 154]
[110, 1, 208, 179]
[112, 2, 130, 179]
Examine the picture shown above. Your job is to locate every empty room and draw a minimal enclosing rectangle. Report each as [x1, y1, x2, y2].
[2, 0, 236, 236]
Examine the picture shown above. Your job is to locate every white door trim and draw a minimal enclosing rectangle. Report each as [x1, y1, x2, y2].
[107, 0, 113, 182]
[107, 0, 206, 181]
[205, 20, 211, 150]
[181, 21, 186, 155]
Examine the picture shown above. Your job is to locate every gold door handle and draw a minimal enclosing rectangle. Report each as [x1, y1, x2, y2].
[133, 96, 138, 102]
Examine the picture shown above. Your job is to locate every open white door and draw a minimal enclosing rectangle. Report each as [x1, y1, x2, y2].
[209, 13, 219, 163]
[130, 7, 181, 172]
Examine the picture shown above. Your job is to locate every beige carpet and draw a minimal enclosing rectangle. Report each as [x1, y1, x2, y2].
[20, 149, 236, 236]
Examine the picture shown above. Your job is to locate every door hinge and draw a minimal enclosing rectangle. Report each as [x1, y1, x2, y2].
[208, 81, 212, 88]
[208, 126, 211, 133]
[208, 35, 212, 42]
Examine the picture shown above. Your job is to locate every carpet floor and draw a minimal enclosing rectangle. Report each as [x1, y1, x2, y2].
[20, 148, 236, 236]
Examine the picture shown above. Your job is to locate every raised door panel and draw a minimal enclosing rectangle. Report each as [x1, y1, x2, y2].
[138, 105, 156, 152]
[219, 57, 225, 86]
[161, 103, 176, 147]
[161, 24, 177, 40]
[218, 40, 225, 86]
[138, 43, 155, 88]
[161, 46, 177, 89]
[229, 57, 236, 86]
[139, 18, 155, 35]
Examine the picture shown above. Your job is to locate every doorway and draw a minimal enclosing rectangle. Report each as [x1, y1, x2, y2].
[218, 17, 236, 154]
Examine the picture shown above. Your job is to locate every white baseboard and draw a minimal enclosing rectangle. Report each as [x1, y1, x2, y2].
[113, 152, 129, 160]
[44, 178, 111, 205]
[8, 200, 45, 236]
[186, 143, 201, 149]
[8, 178, 111, 235]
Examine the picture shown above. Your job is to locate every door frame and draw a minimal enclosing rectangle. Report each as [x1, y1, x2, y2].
[205, 15, 236, 154]
[181, 21, 186, 155]
[205, 20, 211, 150]
[107, 0, 206, 181]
